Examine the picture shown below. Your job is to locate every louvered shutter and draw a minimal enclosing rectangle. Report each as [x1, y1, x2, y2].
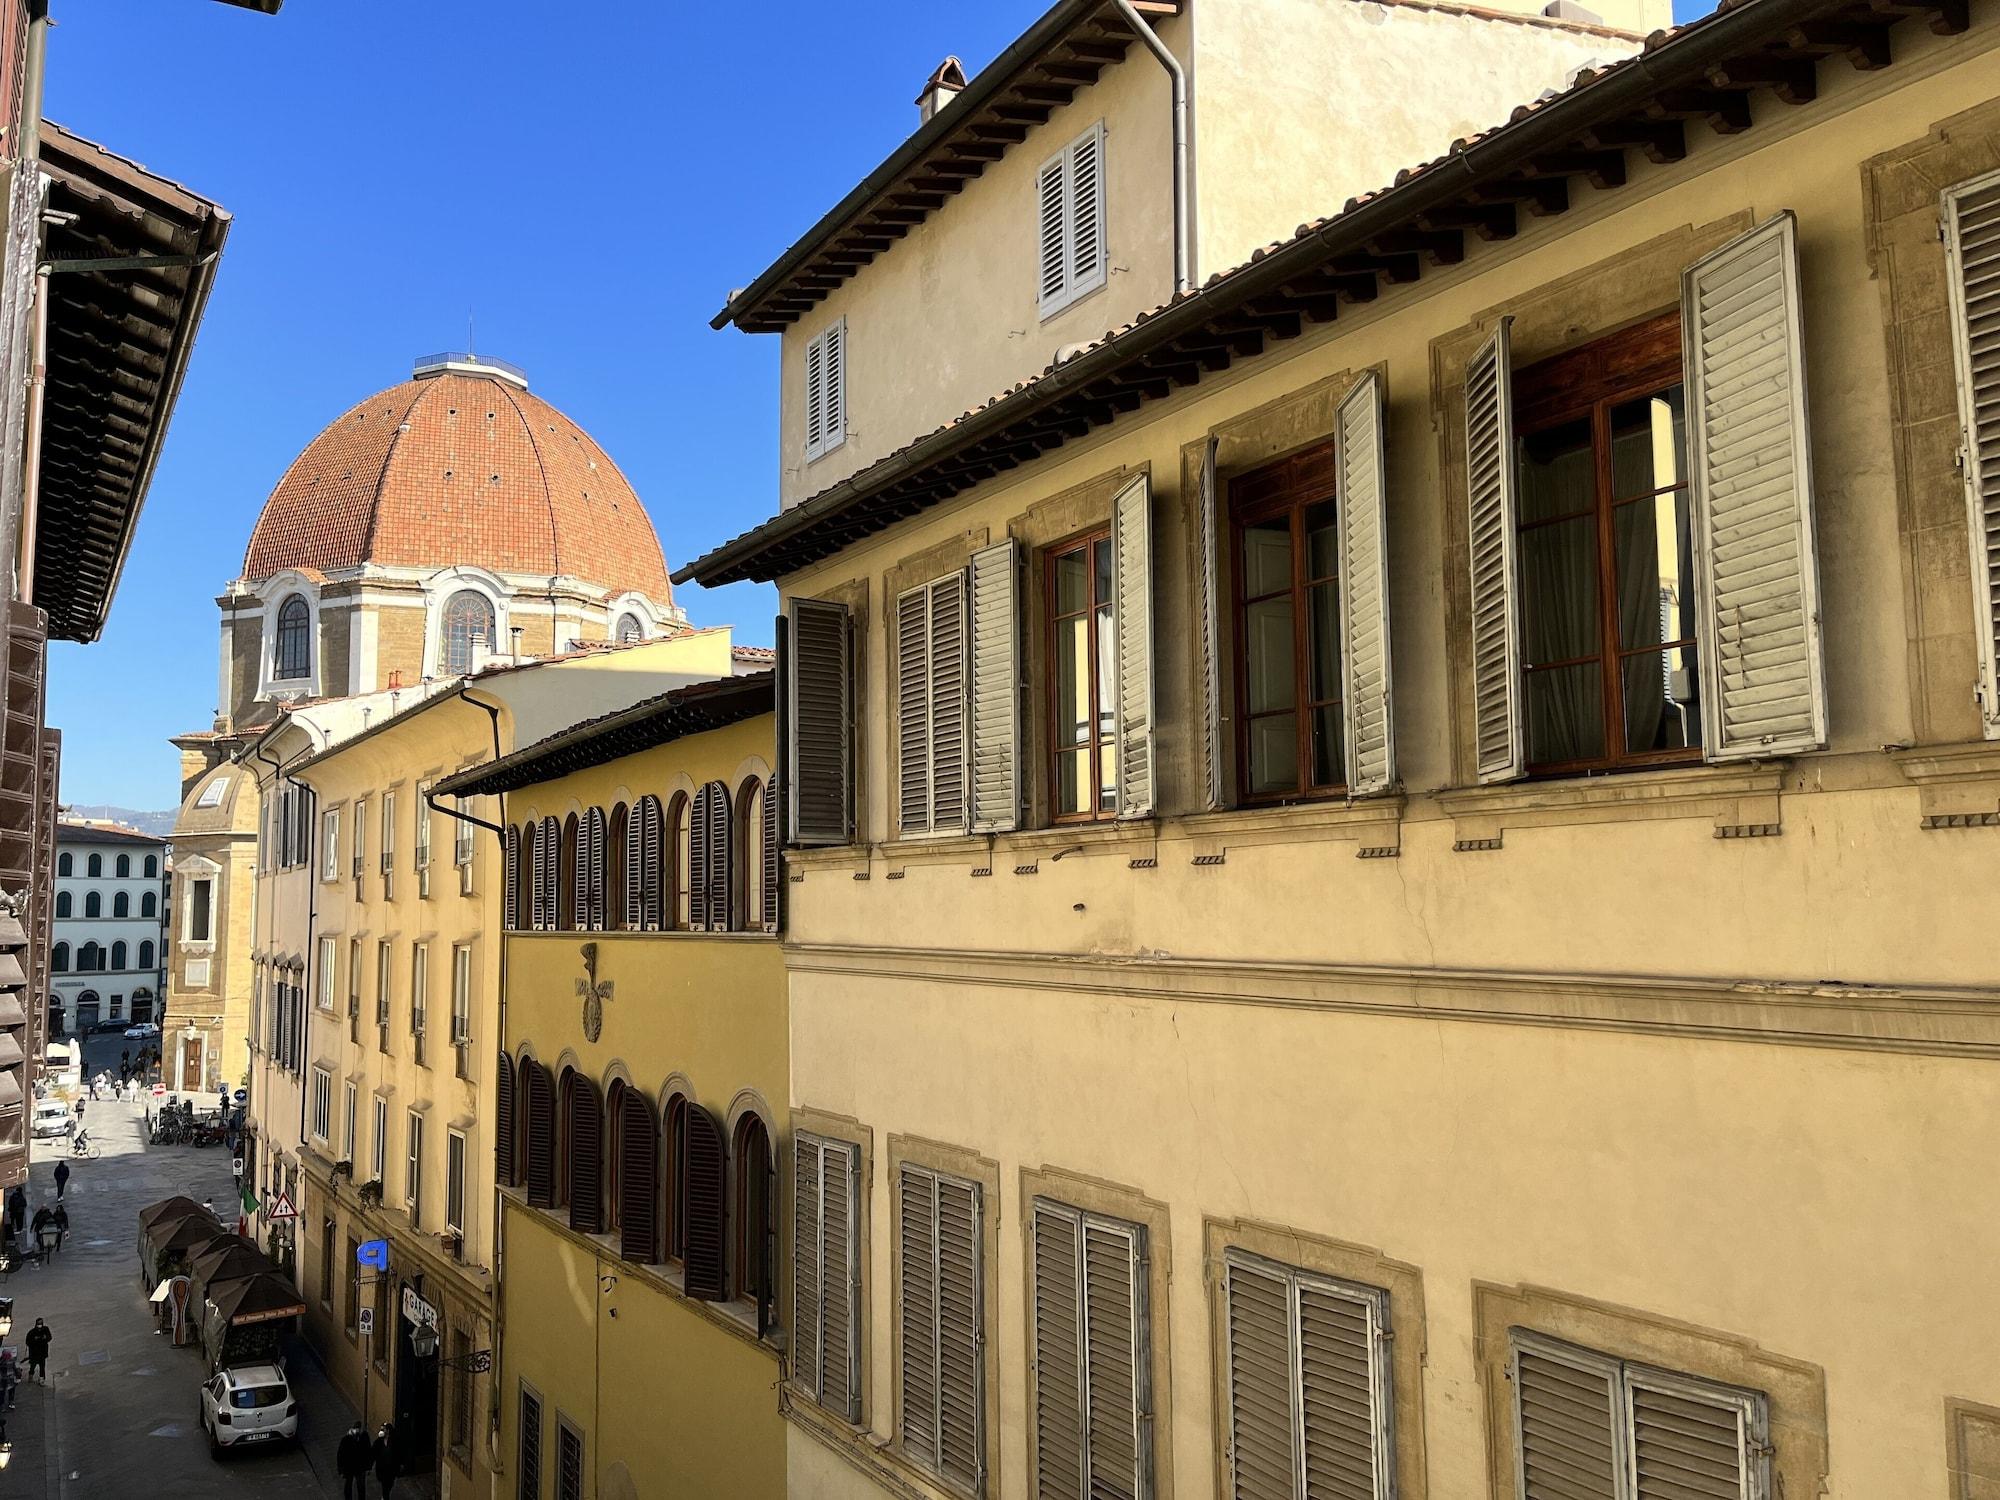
[1224, 1257, 1296, 1500]
[1068, 125, 1105, 300]
[1297, 1279, 1390, 1499]
[1336, 371, 1397, 796]
[1082, 1218, 1147, 1499]
[787, 598, 854, 846]
[642, 797, 664, 931]
[1512, 1335, 1623, 1500]
[824, 320, 846, 453]
[898, 587, 930, 834]
[568, 1079, 603, 1235]
[687, 786, 712, 931]
[1466, 319, 1525, 783]
[503, 827, 519, 931]
[525, 1065, 555, 1208]
[681, 1103, 728, 1301]
[1032, 1203, 1086, 1500]
[794, 1135, 823, 1397]
[1943, 170, 2000, 738]
[541, 817, 561, 929]
[935, 1175, 983, 1490]
[1626, 1369, 1767, 1500]
[617, 1089, 657, 1262]
[1683, 212, 1826, 760]
[1112, 474, 1156, 818]
[705, 781, 733, 930]
[805, 331, 826, 458]
[901, 1167, 940, 1465]
[760, 778, 781, 931]
[495, 1054, 516, 1187]
[624, 802, 644, 929]
[529, 826, 548, 931]
[968, 540, 1020, 833]
[588, 810, 606, 930]
[796, 1133, 861, 1419]
[1196, 438, 1226, 811]
[930, 575, 968, 833]
[572, 818, 592, 935]
[1038, 155, 1068, 311]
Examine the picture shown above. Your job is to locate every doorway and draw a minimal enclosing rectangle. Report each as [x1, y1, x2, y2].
[393, 1280, 440, 1478]
[180, 1034, 205, 1092]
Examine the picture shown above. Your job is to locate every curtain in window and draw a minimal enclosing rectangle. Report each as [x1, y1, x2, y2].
[1517, 429, 1599, 764]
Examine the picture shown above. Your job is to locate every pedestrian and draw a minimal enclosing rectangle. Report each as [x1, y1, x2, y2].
[336, 1421, 371, 1500]
[51, 1160, 67, 1200]
[51, 1204, 67, 1252]
[372, 1422, 397, 1497]
[71, 1096, 83, 1128]
[85, 1074, 98, 1101]
[24, 1319, 50, 1383]
[29, 1205, 50, 1261]
[0, 1349, 17, 1409]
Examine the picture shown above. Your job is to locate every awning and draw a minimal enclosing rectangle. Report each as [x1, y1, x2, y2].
[34, 123, 228, 643]
[206, 1270, 305, 1327]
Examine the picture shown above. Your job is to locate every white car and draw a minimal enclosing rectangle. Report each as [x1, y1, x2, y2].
[199, 1363, 298, 1454]
[30, 1100, 71, 1138]
[124, 1022, 159, 1040]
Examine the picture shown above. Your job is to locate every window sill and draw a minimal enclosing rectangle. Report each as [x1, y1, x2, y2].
[784, 1398, 968, 1500]
[1890, 740, 2000, 828]
[1433, 761, 1787, 849]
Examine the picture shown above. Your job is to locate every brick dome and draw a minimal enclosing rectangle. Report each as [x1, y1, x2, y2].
[242, 358, 671, 603]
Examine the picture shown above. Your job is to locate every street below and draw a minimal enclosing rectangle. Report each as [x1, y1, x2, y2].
[5, 1078, 359, 1498]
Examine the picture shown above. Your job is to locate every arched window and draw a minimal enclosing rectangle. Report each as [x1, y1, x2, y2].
[141, 891, 156, 918]
[50, 942, 67, 973]
[585, 808, 609, 931]
[87, 853, 102, 878]
[667, 792, 691, 930]
[111, 941, 127, 970]
[56, 852, 70, 876]
[113, 891, 129, 918]
[274, 594, 311, 680]
[663, 1093, 689, 1262]
[615, 613, 643, 644]
[733, 779, 770, 935]
[607, 803, 629, 932]
[115, 853, 130, 878]
[629, 796, 666, 932]
[84, 892, 101, 919]
[612, 1083, 658, 1262]
[524, 1061, 557, 1207]
[496, 1053, 518, 1188]
[138, 940, 154, 969]
[442, 590, 496, 676]
[78, 942, 102, 972]
[54, 891, 70, 919]
[558, 813, 580, 931]
[504, 826, 522, 931]
[564, 1071, 604, 1234]
[682, 1102, 729, 1302]
[531, 817, 558, 930]
[688, 781, 731, 931]
[144, 854, 158, 878]
[732, 1113, 775, 1331]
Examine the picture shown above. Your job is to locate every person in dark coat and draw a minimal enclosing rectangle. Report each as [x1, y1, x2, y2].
[50, 1204, 66, 1252]
[336, 1421, 372, 1500]
[23, 1319, 50, 1383]
[51, 1161, 67, 1200]
[371, 1422, 397, 1496]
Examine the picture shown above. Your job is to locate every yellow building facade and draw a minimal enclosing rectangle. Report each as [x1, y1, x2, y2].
[681, 3, 2000, 1497]
[436, 673, 788, 1500]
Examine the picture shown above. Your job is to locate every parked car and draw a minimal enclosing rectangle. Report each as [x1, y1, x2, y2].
[198, 1363, 297, 1455]
[124, 1022, 160, 1040]
[30, 1100, 72, 1138]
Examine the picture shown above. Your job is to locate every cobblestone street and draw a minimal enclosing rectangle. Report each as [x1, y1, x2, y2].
[3, 1082, 357, 1499]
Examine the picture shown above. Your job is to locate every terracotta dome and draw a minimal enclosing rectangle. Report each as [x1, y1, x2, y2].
[241, 357, 671, 603]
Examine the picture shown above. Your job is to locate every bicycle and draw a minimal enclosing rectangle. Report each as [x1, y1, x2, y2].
[69, 1132, 100, 1161]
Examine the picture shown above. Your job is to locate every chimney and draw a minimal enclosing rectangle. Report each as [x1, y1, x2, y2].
[916, 56, 967, 123]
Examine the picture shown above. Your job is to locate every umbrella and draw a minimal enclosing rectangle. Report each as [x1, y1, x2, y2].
[136, 1196, 206, 1231]
[145, 1213, 225, 1259]
[187, 1237, 270, 1302]
[206, 1271, 305, 1327]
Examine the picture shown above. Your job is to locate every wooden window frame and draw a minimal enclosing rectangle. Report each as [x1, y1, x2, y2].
[1512, 311, 1699, 778]
[1228, 442, 1346, 805]
[1044, 526, 1117, 823]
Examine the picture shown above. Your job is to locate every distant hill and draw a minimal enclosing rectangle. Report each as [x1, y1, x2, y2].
[64, 805, 176, 840]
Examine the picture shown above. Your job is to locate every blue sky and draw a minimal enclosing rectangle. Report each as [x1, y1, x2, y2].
[46, 0, 1711, 812]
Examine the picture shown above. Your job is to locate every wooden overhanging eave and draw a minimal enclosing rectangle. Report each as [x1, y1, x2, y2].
[675, 0, 1966, 590]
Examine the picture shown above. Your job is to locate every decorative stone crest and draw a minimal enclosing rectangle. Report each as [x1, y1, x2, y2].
[575, 942, 613, 1043]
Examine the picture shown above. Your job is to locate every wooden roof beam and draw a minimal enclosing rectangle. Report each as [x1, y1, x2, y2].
[1414, 201, 1518, 240]
[1468, 175, 1570, 216]
[1368, 227, 1466, 265]
[1646, 86, 1755, 132]
[1582, 118, 1687, 163]
[1521, 147, 1627, 189]
[1705, 56, 1817, 103]
[1783, 18, 1893, 65]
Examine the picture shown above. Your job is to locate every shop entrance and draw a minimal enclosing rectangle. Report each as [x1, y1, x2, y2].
[394, 1281, 440, 1478]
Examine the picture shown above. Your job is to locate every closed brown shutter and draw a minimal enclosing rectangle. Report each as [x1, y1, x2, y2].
[687, 786, 712, 931]
[682, 1102, 729, 1300]
[624, 802, 645, 929]
[494, 1053, 516, 1188]
[525, 1064, 555, 1208]
[503, 827, 519, 931]
[760, 777, 780, 933]
[617, 1087, 657, 1262]
[787, 597, 854, 846]
[572, 815, 591, 933]
[567, 1075, 603, 1235]
[538, 817, 560, 929]
[642, 796, 665, 931]
[706, 782, 733, 931]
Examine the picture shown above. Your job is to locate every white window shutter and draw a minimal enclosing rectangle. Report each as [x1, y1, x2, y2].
[1112, 473, 1156, 818]
[793, 1135, 824, 1401]
[1223, 1257, 1296, 1500]
[1038, 154, 1069, 313]
[900, 1165, 939, 1464]
[797, 1134, 861, 1421]
[1465, 318, 1525, 784]
[825, 318, 846, 454]
[1335, 371, 1396, 797]
[1068, 124, 1106, 300]
[1196, 438, 1226, 811]
[1032, 1202, 1086, 1500]
[1511, 1333, 1625, 1500]
[968, 540, 1021, 832]
[933, 1175, 983, 1491]
[1625, 1367, 1768, 1500]
[929, 574, 968, 834]
[1297, 1279, 1391, 1500]
[787, 598, 854, 846]
[1081, 1217, 1148, 1500]
[897, 586, 931, 835]
[1943, 169, 2000, 739]
[805, 333, 825, 459]
[1683, 211, 1826, 760]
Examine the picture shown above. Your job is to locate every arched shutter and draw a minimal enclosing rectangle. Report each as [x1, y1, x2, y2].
[503, 827, 520, 931]
[617, 1090, 657, 1263]
[495, 1053, 516, 1187]
[643, 797, 665, 931]
[760, 778, 781, 933]
[568, 1078, 604, 1235]
[538, 817, 560, 930]
[1465, 317, 1525, 784]
[572, 818, 592, 934]
[706, 783, 732, 932]
[624, 803, 644, 930]
[682, 1104, 729, 1301]
[525, 1065, 555, 1208]
[687, 787, 712, 932]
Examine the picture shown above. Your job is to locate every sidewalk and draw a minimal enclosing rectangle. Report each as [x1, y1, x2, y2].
[0, 1089, 359, 1498]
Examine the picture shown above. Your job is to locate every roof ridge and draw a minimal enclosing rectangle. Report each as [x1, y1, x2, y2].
[496, 380, 562, 584]
[357, 378, 434, 568]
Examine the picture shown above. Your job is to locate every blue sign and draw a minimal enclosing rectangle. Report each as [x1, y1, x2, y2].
[356, 1238, 389, 1271]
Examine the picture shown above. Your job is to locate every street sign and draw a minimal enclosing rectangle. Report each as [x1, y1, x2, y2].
[231, 1157, 244, 1181]
[356, 1238, 389, 1270]
[358, 1307, 374, 1336]
[266, 1192, 297, 1222]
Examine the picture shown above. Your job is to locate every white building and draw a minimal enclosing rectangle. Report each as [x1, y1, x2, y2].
[51, 822, 169, 1036]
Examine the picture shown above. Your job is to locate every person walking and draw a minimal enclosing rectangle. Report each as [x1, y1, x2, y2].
[51, 1204, 67, 1253]
[0, 1349, 18, 1410]
[24, 1320, 50, 1383]
[336, 1421, 372, 1500]
[371, 1422, 397, 1497]
[51, 1160, 67, 1201]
